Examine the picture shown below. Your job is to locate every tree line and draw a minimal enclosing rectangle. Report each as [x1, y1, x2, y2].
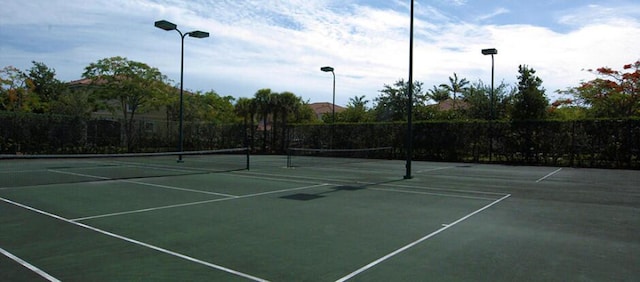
[2, 57, 639, 123]
[2, 57, 639, 154]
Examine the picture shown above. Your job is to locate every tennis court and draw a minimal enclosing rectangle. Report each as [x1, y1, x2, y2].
[1, 151, 638, 281]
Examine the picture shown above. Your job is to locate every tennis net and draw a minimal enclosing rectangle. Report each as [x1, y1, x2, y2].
[286, 147, 394, 168]
[0, 148, 249, 188]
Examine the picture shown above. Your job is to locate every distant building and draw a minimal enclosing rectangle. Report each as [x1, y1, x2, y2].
[429, 98, 469, 111]
[308, 102, 346, 120]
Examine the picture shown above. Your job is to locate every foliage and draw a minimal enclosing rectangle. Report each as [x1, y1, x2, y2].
[373, 79, 426, 121]
[427, 85, 450, 103]
[335, 95, 374, 123]
[82, 56, 169, 151]
[511, 65, 549, 120]
[461, 80, 514, 120]
[27, 61, 66, 113]
[564, 61, 640, 118]
[440, 72, 469, 111]
[0, 66, 40, 112]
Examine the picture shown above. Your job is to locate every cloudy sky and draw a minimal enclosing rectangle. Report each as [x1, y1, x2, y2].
[1, 0, 639, 106]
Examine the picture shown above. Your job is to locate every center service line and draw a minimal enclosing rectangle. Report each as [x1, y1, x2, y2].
[335, 193, 512, 282]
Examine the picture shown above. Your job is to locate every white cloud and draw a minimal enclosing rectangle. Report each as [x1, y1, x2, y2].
[2, 0, 640, 105]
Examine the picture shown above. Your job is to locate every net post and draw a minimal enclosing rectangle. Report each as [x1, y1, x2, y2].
[245, 147, 250, 170]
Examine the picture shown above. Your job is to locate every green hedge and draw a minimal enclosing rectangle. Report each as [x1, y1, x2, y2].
[288, 119, 640, 169]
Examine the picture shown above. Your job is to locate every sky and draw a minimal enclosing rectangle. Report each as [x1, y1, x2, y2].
[1, 0, 639, 106]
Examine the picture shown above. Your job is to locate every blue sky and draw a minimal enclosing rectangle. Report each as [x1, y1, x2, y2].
[1, 0, 639, 106]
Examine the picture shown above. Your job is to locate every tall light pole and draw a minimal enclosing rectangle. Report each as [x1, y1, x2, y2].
[482, 48, 497, 162]
[320, 66, 336, 123]
[321, 66, 335, 149]
[404, 0, 414, 179]
[155, 20, 209, 162]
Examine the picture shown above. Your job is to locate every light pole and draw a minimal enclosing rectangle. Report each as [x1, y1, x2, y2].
[482, 48, 497, 162]
[155, 20, 209, 162]
[320, 66, 336, 123]
[405, 0, 414, 179]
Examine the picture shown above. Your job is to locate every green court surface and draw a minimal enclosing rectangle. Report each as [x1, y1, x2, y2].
[1, 155, 638, 281]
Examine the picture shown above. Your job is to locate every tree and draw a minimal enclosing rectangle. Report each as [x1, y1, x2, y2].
[373, 79, 425, 121]
[427, 85, 450, 103]
[461, 80, 513, 120]
[276, 91, 302, 150]
[254, 88, 274, 152]
[26, 61, 65, 113]
[562, 61, 640, 118]
[50, 88, 94, 118]
[511, 65, 548, 120]
[440, 73, 469, 111]
[0, 66, 40, 112]
[337, 95, 373, 122]
[82, 56, 169, 151]
[183, 90, 235, 123]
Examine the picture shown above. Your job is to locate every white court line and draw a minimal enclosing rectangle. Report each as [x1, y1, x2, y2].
[536, 168, 563, 183]
[0, 247, 60, 282]
[369, 187, 499, 201]
[0, 197, 269, 282]
[70, 198, 235, 221]
[72, 183, 331, 221]
[335, 193, 512, 282]
[416, 166, 455, 173]
[359, 181, 508, 196]
[48, 169, 238, 198]
[236, 170, 507, 197]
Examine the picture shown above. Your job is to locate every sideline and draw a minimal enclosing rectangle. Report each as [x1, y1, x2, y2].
[536, 168, 563, 183]
[0, 247, 60, 282]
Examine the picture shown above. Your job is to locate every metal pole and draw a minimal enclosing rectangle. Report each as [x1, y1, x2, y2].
[332, 71, 336, 124]
[491, 54, 495, 120]
[404, 0, 414, 179]
[178, 33, 186, 162]
[489, 53, 494, 162]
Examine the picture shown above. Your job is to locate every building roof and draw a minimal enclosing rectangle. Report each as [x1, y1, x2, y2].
[430, 98, 469, 111]
[308, 102, 345, 115]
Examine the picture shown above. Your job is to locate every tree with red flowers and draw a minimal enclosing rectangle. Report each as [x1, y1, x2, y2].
[566, 61, 640, 118]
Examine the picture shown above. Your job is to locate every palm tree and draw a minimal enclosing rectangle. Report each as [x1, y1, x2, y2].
[440, 73, 469, 110]
[277, 91, 301, 151]
[427, 85, 450, 103]
[254, 88, 273, 152]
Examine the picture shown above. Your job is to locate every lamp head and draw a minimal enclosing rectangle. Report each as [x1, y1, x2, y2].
[482, 48, 498, 55]
[188, 31, 210, 38]
[155, 20, 177, 31]
[321, 66, 334, 72]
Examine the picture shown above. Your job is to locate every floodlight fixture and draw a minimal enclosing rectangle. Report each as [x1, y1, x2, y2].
[482, 48, 498, 55]
[188, 31, 210, 38]
[154, 20, 177, 31]
[321, 66, 334, 72]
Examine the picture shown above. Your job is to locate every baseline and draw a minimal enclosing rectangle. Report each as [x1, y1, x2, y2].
[0, 247, 60, 282]
[0, 197, 269, 282]
[336, 193, 512, 282]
